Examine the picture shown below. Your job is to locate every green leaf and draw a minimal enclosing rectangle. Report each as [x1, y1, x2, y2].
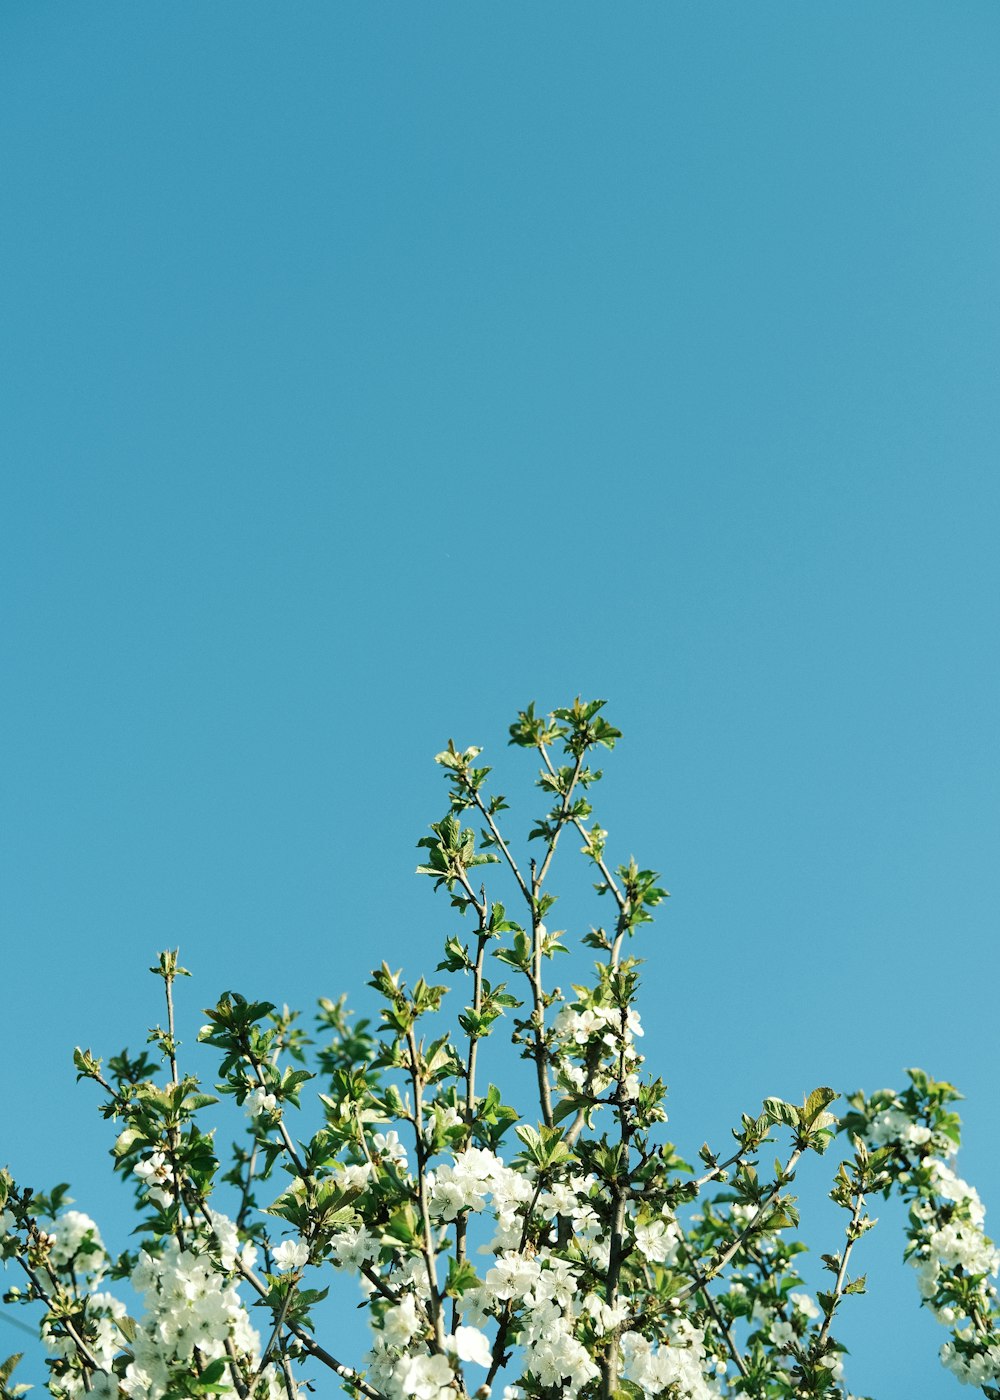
[802, 1086, 838, 1126]
[445, 1259, 481, 1297]
[192, 1356, 231, 1392]
[0, 1355, 24, 1389]
[762, 1097, 799, 1130]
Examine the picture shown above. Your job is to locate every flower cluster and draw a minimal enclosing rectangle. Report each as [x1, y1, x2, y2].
[553, 1000, 646, 1104]
[28, 1208, 296, 1400]
[477, 1252, 599, 1396]
[367, 1312, 494, 1400]
[620, 1319, 721, 1399]
[124, 1237, 287, 1400]
[847, 1073, 1000, 1389]
[41, 1288, 125, 1398]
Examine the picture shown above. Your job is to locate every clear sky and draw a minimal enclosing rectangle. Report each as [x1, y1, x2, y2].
[2, 5, 999, 1396]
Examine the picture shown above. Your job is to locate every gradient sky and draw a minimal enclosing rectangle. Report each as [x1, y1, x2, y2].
[3, 5, 999, 1396]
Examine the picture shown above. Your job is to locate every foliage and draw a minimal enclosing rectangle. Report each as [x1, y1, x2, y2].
[1, 701, 997, 1400]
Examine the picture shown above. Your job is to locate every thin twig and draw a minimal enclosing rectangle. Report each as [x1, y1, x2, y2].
[676, 1149, 803, 1303]
[817, 1191, 866, 1347]
[404, 1024, 446, 1351]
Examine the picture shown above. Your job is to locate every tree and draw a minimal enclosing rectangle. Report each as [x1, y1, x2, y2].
[1, 700, 997, 1399]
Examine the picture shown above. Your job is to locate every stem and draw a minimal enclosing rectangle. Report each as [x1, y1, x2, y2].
[235, 1142, 260, 1233]
[484, 1176, 547, 1389]
[463, 928, 487, 1131]
[704, 1286, 750, 1380]
[243, 1047, 308, 1178]
[355, 1108, 377, 1171]
[254, 1275, 299, 1384]
[360, 1261, 403, 1305]
[462, 782, 532, 908]
[405, 1024, 446, 1351]
[676, 1148, 804, 1302]
[223, 1338, 251, 1400]
[294, 1335, 384, 1398]
[533, 752, 584, 891]
[691, 1145, 751, 1191]
[599, 1010, 635, 1400]
[536, 745, 626, 914]
[454, 885, 490, 1284]
[164, 967, 180, 1087]
[16, 1254, 101, 1377]
[528, 878, 554, 1130]
[817, 1190, 866, 1347]
[530, 754, 585, 1130]
[465, 749, 589, 1132]
[676, 1240, 749, 1380]
[455, 872, 490, 1143]
[279, 1350, 298, 1400]
[161, 967, 188, 1252]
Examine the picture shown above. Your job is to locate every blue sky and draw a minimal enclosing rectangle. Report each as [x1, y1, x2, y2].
[3, 5, 999, 1396]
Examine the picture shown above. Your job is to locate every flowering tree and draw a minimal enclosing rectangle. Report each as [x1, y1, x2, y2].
[2, 699, 998, 1400]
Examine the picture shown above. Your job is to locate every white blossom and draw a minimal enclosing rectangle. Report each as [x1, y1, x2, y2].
[395, 1351, 458, 1400]
[790, 1291, 820, 1320]
[329, 1224, 379, 1273]
[117, 1236, 286, 1400]
[381, 1294, 422, 1349]
[272, 1239, 309, 1272]
[620, 1320, 719, 1399]
[633, 1216, 680, 1265]
[451, 1325, 492, 1368]
[373, 1130, 410, 1170]
[245, 1085, 278, 1119]
[50, 1211, 106, 1277]
[133, 1153, 173, 1209]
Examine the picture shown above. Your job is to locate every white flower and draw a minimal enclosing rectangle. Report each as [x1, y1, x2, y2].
[329, 1224, 379, 1273]
[928, 1160, 987, 1228]
[790, 1291, 820, 1320]
[245, 1086, 278, 1119]
[554, 1007, 606, 1045]
[867, 1106, 911, 1146]
[451, 1325, 492, 1368]
[584, 1295, 629, 1334]
[272, 1239, 309, 1273]
[396, 1351, 457, 1400]
[770, 1318, 795, 1346]
[123, 1235, 277, 1396]
[50, 1211, 106, 1275]
[620, 1320, 717, 1399]
[558, 1062, 586, 1091]
[338, 1162, 374, 1193]
[633, 1217, 680, 1265]
[208, 1210, 258, 1273]
[373, 1130, 409, 1169]
[430, 1148, 514, 1222]
[133, 1152, 174, 1208]
[382, 1294, 421, 1349]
